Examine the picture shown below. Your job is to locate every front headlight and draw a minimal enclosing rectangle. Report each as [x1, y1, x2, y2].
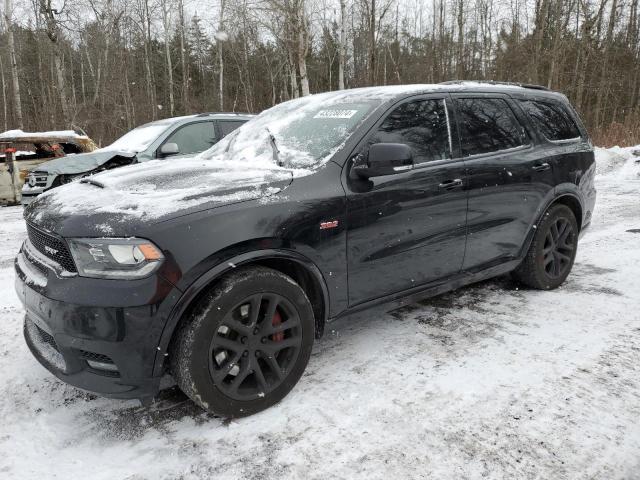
[68, 238, 164, 279]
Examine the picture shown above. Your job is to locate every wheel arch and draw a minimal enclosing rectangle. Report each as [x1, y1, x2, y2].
[518, 192, 584, 261]
[551, 193, 583, 231]
[153, 249, 330, 377]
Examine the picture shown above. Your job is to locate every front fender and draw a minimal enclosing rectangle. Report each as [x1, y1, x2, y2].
[151, 248, 330, 377]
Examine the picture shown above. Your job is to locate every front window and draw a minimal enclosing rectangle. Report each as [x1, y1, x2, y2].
[200, 94, 376, 170]
[368, 99, 452, 164]
[163, 121, 217, 155]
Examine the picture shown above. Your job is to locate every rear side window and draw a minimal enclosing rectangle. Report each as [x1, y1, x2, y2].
[369, 99, 451, 164]
[455, 98, 527, 156]
[218, 121, 245, 137]
[519, 100, 581, 141]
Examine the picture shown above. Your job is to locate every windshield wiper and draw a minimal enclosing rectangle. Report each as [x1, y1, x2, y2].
[265, 127, 284, 167]
[80, 178, 105, 189]
[224, 129, 238, 153]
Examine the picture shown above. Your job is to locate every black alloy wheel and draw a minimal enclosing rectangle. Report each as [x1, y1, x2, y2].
[513, 203, 579, 290]
[209, 293, 303, 401]
[170, 266, 315, 417]
[542, 217, 576, 279]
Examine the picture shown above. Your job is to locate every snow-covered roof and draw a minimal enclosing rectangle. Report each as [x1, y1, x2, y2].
[0, 129, 89, 142]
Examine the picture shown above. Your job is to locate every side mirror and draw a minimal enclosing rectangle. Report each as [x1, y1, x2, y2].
[158, 142, 179, 158]
[353, 143, 413, 179]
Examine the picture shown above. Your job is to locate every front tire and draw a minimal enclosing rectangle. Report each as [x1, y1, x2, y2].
[513, 204, 579, 290]
[170, 266, 315, 417]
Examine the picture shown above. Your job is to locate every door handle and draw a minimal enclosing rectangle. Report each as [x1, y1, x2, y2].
[532, 162, 550, 172]
[438, 178, 463, 190]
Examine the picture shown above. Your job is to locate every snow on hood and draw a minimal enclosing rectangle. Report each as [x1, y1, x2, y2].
[30, 156, 293, 222]
[30, 150, 136, 175]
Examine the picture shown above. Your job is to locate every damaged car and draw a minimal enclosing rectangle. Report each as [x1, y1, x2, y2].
[0, 129, 97, 205]
[20, 113, 252, 205]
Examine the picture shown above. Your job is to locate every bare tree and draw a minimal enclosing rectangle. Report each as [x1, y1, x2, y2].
[178, 0, 188, 112]
[160, 0, 175, 115]
[338, 0, 347, 89]
[40, 0, 73, 126]
[217, 0, 226, 110]
[3, 0, 23, 128]
[0, 0, 638, 146]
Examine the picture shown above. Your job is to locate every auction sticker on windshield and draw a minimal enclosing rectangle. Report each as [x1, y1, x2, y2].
[314, 109, 358, 119]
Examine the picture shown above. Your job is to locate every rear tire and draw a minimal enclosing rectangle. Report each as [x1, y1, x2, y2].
[513, 204, 578, 290]
[169, 266, 315, 417]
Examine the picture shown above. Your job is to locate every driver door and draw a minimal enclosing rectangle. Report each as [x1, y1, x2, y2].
[157, 121, 218, 158]
[345, 95, 468, 306]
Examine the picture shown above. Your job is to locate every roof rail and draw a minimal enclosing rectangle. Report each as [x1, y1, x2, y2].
[439, 80, 550, 91]
[195, 112, 251, 117]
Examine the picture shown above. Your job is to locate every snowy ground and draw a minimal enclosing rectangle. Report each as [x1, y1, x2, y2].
[1, 147, 639, 479]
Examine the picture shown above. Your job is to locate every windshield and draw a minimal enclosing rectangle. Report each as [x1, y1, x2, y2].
[102, 123, 171, 153]
[200, 93, 376, 170]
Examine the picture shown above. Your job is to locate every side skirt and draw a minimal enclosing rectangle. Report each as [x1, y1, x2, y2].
[329, 258, 522, 322]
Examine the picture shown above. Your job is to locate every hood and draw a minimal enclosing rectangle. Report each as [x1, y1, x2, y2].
[25, 157, 294, 235]
[30, 150, 136, 175]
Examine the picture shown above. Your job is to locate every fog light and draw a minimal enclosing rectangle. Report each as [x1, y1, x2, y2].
[86, 359, 119, 372]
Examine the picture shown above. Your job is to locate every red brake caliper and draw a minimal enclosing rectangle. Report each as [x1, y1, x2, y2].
[271, 309, 284, 342]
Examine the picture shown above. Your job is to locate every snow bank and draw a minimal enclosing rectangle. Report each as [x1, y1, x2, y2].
[594, 145, 640, 177]
[2, 146, 640, 479]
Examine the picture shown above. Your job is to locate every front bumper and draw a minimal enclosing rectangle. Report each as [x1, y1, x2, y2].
[21, 192, 41, 206]
[15, 246, 181, 400]
[20, 186, 46, 206]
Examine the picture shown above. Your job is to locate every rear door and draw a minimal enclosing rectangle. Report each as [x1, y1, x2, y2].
[345, 94, 468, 305]
[453, 94, 555, 271]
[517, 98, 595, 225]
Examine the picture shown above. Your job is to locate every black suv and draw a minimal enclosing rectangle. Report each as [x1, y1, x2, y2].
[16, 82, 596, 417]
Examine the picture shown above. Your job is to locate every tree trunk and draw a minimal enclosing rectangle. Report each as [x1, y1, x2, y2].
[456, 0, 464, 78]
[143, 0, 157, 119]
[4, 0, 24, 129]
[297, 10, 310, 96]
[178, 0, 189, 112]
[288, 49, 299, 99]
[161, 0, 175, 116]
[40, 0, 71, 126]
[0, 54, 7, 131]
[594, 0, 618, 128]
[338, 0, 347, 90]
[369, 0, 376, 85]
[218, 0, 226, 110]
[53, 47, 71, 125]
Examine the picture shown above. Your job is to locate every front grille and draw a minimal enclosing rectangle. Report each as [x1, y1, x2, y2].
[24, 317, 66, 372]
[26, 223, 77, 272]
[33, 321, 59, 352]
[28, 172, 49, 187]
[77, 350, 120, 377]
[77, 350, 114, 364]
